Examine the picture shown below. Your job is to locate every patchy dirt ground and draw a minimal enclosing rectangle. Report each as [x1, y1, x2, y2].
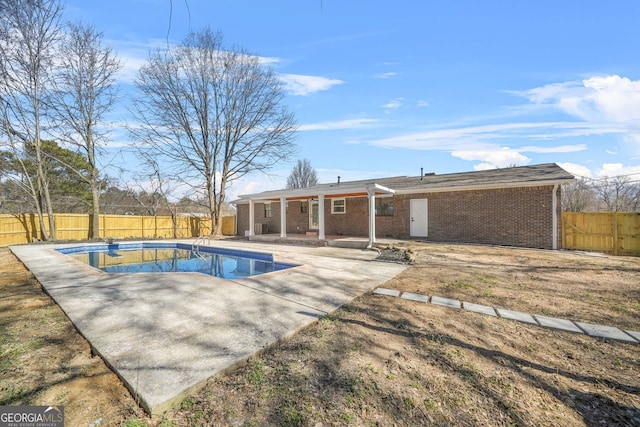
[1, 243, 639, 426]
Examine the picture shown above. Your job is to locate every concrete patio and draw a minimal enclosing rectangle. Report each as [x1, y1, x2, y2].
[10, 240, 408, 415]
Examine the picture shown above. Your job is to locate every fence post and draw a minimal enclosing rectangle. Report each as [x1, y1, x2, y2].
[613, 212, 619, 256]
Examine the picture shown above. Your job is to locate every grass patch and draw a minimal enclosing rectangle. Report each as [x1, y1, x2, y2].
[277, 402, 307, 427]
[180, 396, 196, 410]
[0, 384, 27, 405]
[245, 358, 267, 385]
[446, 280, 472, 289]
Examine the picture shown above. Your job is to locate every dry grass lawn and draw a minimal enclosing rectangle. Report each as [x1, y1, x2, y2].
[1, 243, 639, 426]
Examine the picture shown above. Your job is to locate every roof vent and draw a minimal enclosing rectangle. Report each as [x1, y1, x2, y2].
[337, 176, 341, 185]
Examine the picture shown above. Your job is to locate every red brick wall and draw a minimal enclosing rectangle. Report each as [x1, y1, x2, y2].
[235, 185, 562, 249]
[235, 200, 315, 234]
[392, 185, 559, 248]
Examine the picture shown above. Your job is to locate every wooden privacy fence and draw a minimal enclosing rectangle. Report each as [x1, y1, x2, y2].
[562, 212, 640, 256]
[0, 213, 236, 246]
[4, 212, 638, 256]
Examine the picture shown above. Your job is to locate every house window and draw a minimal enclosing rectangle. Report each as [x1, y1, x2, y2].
[375, 199, 394, 216]
[300, 201, 308, 214]
[264, 202, 272, 218]
[331, 198, 345, 214]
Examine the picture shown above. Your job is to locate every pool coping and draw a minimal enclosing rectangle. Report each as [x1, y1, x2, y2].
[10, 240, 407, 416]
[58, 242, 299, 276]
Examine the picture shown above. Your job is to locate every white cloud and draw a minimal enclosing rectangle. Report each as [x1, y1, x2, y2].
[597, 163, 640, 178]
[557, 162, 594, 179]
[376, 72, 398, 79]
[365, 122, 589, 170]
[417, 100, 429, 107]
[106, 38, 166, 84]
[278, 74, 344, 96]
[514, 75, 640, 146]
[298, 118, 378, 131]
[382, 98, 403, 111]
[228, 174, 287, 200]
[451, 147, 530, 170]
[257, 55, 281, 65]
[109, 38, 342, 97]
[519, 144, 587, 153]
[368, 122, 596, 150]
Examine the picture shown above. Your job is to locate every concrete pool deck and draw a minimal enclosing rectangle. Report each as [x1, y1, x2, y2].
[9, 240, 407, 415]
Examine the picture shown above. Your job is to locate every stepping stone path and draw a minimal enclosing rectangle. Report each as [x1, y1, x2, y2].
[372, 287, 401, 297]
[400, 292, 429, 303]
[575, 322, 638, 343]
[495, 308, 537, 325]
[534, 315, 583, 334]
[372, 288, 639, 344]
[430, 296, 461, 309]
[462, 302, 497, 317]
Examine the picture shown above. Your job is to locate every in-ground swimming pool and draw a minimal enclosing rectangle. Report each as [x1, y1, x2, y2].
[57, 242, 297, 279]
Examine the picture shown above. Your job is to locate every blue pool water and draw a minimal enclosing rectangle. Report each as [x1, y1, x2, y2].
[57, 243, 297, 279]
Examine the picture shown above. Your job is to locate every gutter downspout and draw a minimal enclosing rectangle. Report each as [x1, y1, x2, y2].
[280, 196, 287, 238]
[248, 200, 255, 237]
[552, 184, 558, 250]
[233, 203, 238, 236]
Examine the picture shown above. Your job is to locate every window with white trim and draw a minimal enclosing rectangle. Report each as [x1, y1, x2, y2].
[331, 198, 345, 214]
[264, 202, 272, 217]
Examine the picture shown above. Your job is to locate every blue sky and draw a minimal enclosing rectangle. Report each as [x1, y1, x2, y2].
[64, 0, 640, 200]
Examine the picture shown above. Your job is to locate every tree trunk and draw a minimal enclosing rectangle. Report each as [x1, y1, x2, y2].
[91, 185, 100, 239]
[35, 195, 48, 241]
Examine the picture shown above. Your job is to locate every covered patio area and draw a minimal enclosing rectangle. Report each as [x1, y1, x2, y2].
[238, 181, 397, 248]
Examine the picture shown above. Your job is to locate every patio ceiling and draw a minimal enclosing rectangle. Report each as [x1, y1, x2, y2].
[237, 182, 396, 202]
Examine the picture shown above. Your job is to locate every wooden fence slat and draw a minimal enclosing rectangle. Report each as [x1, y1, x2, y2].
[4, 212, 636, 256]
[561, 212, 640, 256]
[0, 214, 235, 246]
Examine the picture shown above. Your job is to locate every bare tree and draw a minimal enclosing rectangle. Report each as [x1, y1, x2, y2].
[561, 179, 596, 212]
[0, 104, 43, 220]
[132, 151, 181, 237]
[47, 21, 121, 239]
[593, 176, 640, 212]
[286, 158, 318, 189]
[0, 0, 65, 240]
[130, 27, 297, 235]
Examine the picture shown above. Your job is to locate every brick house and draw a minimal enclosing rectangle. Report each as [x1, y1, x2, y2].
[233, 163, 574, 249]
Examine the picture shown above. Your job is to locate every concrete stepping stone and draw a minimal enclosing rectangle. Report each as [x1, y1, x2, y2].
[624, 330, 640, 342]
[533, 315, 583, 334]
[400, 292, 429, 303]
[430, 296, 461, 309]
[373, 288, 401, 297]
[575, 322, 639, 343]
[495, 308, 537, 325]
[462, 301, 497, 316]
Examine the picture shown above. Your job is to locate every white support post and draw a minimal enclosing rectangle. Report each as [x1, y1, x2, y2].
[552, 184, 558, 250]
[248, 200, 255, 236]
[280, 197, 287, 238]
[367, 189, 376, 248]
[318, 194, 325, 240]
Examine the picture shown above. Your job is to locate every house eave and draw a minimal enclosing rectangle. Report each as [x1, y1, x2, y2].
[235, 182, 395, 204]
[393, 178, 575, 195]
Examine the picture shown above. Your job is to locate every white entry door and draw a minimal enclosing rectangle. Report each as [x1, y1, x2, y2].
[309, 201, 319, 230]
[410, 198, 428, 237]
